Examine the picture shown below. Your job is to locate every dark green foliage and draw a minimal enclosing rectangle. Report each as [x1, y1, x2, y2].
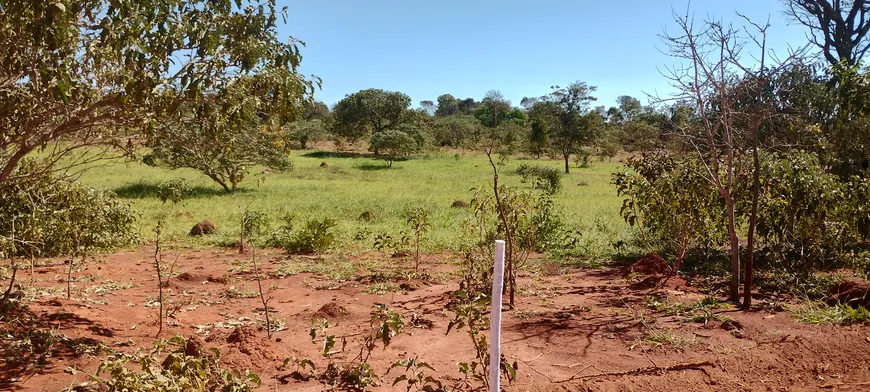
[332, 89, 412, 141]
[615, 149, 870, 274]
[613, 152, 727, 270]
[515, 164, 562, 195]
[96, 336, 260, 392]
[431, 114, 479, 147]
[757, 150, 869, 269]
[369, 130, 419, 167]
[0, 0, 316, 185]
[156, 178, 191, 204]
[269, 214, 336, 254]
[145, 99, 294, 193]
[0, 163, 138, 258]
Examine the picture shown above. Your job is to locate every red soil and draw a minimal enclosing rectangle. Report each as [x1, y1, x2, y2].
[1, 247, 870, 391]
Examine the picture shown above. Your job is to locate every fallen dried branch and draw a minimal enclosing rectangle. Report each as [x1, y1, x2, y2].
[554, 360, 715, 383]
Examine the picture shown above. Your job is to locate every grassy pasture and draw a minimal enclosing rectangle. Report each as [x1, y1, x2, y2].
[78, 150, 632, 256]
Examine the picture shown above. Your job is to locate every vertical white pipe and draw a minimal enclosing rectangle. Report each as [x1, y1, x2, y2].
[489, 240, 506, 392]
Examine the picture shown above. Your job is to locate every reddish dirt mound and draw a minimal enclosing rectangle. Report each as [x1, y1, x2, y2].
[190, 220, 216, 236]
[829, 277, 870, 307]
[184, 335, 207, 357]
[175, 272, 198, 282]
[219, 326, 289, 373]
[313, 302, 347, 319]
[631, 252, 671, 275]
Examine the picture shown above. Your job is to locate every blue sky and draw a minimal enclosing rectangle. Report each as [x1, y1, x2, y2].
[284, 1, 811, 109]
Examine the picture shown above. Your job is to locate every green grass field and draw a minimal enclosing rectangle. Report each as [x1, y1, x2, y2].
[78, 149, 633, 257]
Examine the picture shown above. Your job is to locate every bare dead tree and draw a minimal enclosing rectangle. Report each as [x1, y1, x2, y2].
[658, 8, 807, 304]
[784, 0, 870, 66]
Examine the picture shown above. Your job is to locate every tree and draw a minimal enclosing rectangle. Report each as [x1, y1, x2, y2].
[474, 90, 527, 128]
[302, 101, 331, 121]
[526, 100, 561, 158]
[145, 99, 292, 193]
[419, 100, 435, 116]
[435, 94, 459, 116]
[549, 82, 600, 174]
[332, 89, 412, 141]
[369, 130, 419, 167]
[287, 119, 327, 150]
[0, 0, 315, 185]
[659, 8, 804, 305]
[458, 98, 481, 114]
[432, 114, 480, 147]
[784, 0, 870, 66]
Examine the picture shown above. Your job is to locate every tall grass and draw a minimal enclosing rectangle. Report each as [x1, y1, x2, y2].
[77, 150, 633, 256]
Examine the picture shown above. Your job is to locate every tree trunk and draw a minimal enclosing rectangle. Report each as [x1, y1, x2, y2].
[744, 140, 761, 309]
[563, 153, 570, 174]
[2, 266, 16, 303]
[208, 173, 232, 193]
[725, 198, 741, 302]
[0, 146, 34, 183]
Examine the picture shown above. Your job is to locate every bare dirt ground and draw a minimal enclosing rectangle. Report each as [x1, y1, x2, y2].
[2, 247, 870, 392]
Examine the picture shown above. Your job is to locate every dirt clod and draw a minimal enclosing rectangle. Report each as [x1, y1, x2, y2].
[189, 220, 216, 236]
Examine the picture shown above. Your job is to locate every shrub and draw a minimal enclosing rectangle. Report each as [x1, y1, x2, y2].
[613, 152, 726, 271]
[0, 162, 138, 258]
[268, 214, 336, 254]
[369, 130, 419, 167]
[757, 151, 865, 270]
[96, 336, 260, 392]
[515, 164, 562, 195]
[156, 178, 191, 204]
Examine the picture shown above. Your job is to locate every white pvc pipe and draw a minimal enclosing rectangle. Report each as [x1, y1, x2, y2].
[489, 240, 506, 392]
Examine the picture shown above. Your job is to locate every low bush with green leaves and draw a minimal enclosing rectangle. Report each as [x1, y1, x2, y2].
[156, 178, 191, 204]
[268, 214, 336, 254]
[0, 162, 139, 259]
[515, 163, 563, 195]
[94, 336, 260, 392]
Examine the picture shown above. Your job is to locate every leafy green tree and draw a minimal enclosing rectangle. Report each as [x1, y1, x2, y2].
[458, 98, 481, 114]
[526, 100, 560, 158]
[549, 82, 600, 174]
[287, 120, 328, 150]
[474, 90, 527, 128]
[332, 89, 412, 141]
[432, 114, 480, 147]
[0, 0, 315, 185]
[144, 100, 292, 193]
[435, 94, 460, 116]
[369, 130, 419, 167]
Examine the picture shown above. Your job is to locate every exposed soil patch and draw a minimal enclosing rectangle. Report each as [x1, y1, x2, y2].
[630, 252, 670, 275]
[829, 277, 870, 307]
[3, 247, 870, 392]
